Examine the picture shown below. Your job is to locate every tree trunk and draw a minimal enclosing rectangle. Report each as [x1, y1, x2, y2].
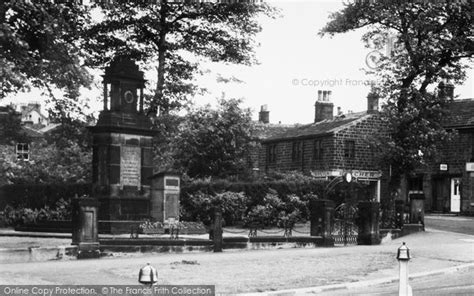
[152, 1, 168, 117]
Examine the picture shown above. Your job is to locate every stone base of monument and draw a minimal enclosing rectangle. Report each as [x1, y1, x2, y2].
[76, 242, 101, 259]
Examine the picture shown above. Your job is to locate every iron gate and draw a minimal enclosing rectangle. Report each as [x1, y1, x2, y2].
[332, 203, 359, 246]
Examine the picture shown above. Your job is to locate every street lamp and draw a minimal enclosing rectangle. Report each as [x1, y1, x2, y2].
[397, 242, 412, 296]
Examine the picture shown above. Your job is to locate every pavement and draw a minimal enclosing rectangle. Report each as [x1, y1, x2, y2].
[0, 215, 472, 294]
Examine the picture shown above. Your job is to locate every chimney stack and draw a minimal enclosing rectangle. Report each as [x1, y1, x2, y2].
[314, 89, 334, 123]
[258, 105, 270, 124]
[445, 83, 454, 100]
[438, 81, 454, 100]
[367, 91, 379, 113]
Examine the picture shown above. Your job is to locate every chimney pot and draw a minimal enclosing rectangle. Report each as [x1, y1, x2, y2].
[318, 90, 323, 101]
[327, 90, 332, 101]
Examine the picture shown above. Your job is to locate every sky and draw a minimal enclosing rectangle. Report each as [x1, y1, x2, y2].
[5, 1, 473, 124]
[193, 0, 473, 124]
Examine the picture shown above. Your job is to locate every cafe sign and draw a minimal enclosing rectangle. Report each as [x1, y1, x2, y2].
[311, 170, 381, 181]
[352, 170, 382, 180]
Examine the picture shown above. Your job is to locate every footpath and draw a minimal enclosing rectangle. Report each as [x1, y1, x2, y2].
[0, 226, 473, 294]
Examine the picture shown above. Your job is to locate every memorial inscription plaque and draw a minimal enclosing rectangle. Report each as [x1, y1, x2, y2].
[120, 146, 141, 187]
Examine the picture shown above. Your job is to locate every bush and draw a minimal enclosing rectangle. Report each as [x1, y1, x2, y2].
[3, 198, 72, 226]
[180, 176, 325, 227]
[181, 191, 246, 226]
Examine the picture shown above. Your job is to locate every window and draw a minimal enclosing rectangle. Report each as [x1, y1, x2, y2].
[267, 144, 277, 163]
[344, 140, 355, 158]
[16, 143, 29, 161]
[313, 139, 323, 160]
[292, 141, 302, 161]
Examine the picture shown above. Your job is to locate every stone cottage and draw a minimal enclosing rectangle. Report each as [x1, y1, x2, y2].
[258, 90, 389, 202]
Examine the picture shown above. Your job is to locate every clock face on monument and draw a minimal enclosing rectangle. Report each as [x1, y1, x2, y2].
[124, 90, 135, 104]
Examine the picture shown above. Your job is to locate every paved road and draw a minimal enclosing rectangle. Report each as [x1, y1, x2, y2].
[1, 230, 473, 294]
[425, 214, 474, 235]
[318, 265, 474, 295]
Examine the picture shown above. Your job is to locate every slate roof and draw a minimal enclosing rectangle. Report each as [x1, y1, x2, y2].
[252, 122, 298, 140]
[443, 98, 474, 128]
[263, 111, 370, 142]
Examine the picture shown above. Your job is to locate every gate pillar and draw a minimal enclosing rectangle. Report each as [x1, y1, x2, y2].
[72, 197, 100, 258]
[310, 199, 334, 246]
[357, 201, 381, 245]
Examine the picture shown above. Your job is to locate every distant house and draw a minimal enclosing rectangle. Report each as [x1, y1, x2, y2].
[258, 90, 388, 202]
[0, 102, 58, 163]
[19, 102, 50, 130]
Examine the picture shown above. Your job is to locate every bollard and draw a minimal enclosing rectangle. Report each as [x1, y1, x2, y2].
[213, 209, 223, 252]
[397, 242, 412, 296]
[138, 263, 158, 286]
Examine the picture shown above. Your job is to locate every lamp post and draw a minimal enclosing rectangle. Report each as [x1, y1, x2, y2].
[397, 242, 412, 296]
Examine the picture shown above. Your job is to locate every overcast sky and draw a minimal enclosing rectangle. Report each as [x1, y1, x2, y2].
[194, 0, 473, 124]
[6, 1, 473, 124]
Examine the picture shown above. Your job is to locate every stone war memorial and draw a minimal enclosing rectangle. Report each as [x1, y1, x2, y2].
[88, 57, 180, 233]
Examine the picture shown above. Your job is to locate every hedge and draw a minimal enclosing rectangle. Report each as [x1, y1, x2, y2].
[181, 179, 326, 202]
[180, 179, 327, 223]
[0, 183, 91, 210]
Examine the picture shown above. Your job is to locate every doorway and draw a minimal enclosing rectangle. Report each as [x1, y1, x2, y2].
[432, 177, 449, 212]
[450, 178, 461, 213]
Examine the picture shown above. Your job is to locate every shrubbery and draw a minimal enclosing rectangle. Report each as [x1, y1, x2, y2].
[180, 174, 324, 227]
[3, 198, 71, 226]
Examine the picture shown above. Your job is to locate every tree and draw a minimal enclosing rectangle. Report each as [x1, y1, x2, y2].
[0, 1, 92, 99]
[0, 139, 91, 185]
[172, 98, 254, 178]
[321, 1, 473, 185]
[84, 1, 276, 114]
[0, 105, 29, 144]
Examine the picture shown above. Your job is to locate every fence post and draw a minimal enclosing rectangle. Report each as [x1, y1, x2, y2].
[213, 209, 223, 252]
[357, 201, 381, 245]
[310, 199, 334, 246]
[395, 200, 405, 229]
[409, 194, 425, 227]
